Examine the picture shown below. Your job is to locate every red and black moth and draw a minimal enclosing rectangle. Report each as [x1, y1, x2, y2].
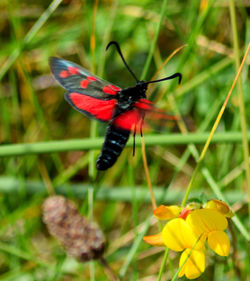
[50, 41, 182, 170]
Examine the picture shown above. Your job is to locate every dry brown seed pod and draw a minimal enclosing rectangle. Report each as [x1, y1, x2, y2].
[42, 195, 105, 262]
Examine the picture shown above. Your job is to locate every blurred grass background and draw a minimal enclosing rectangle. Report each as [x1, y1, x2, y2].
[0, 0, 249, 280]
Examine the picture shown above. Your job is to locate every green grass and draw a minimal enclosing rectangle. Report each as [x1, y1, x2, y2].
[0, 0, 249, 280]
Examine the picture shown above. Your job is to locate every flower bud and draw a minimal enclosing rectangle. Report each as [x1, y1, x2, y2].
[43, 195, 105, 262]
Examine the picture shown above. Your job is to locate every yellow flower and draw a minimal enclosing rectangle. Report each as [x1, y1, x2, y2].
[143, 200, 233, 279]
[186, 208, 230, 256]
[153, 205, 182, 220]
[179, 248, 205, 279]
[162, 218, 204, 251]
[204, 199, 234, 218]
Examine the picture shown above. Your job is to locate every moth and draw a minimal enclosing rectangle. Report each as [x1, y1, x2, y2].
[50, 41, 181, 170]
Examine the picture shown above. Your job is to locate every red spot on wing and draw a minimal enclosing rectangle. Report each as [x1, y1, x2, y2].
[69, 93, 116, 121]
[109, 84, 121, 91]
[68, 66, 80, 75]
[80, 79, 90, 89]
[113, 109, 142, 131]
[103, 85, 120, 95]
[87, 76, 97, 81]
[60, 70, 69, 78]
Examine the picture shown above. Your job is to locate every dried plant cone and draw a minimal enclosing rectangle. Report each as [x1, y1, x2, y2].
[42, 195, 105, 262]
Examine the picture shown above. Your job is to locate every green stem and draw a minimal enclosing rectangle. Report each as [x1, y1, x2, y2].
[157, 248, 169, 281]
[229, 0, 250, 224]
[140, 0, 168, 80]
[89, 2, 99, 280]
[119, 216, 152, 279]
[173, 57, 233, 98]
[181, 161, 201, 207]
[0, 176, 245, 205]
[0, 132, 250, 157]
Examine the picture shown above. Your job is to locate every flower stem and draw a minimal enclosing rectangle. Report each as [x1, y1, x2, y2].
[142, 135, 157, 210]
[157, 248, 169, 281]
[89, 2, 99, 280]
[229, 0, 250, 225]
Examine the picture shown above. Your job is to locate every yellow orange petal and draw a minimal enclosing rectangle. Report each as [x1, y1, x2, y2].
[205, 199, 234, 218]
[153, 205, 181, 220]
[187, 209, 228, 237]
[162, 218, 203, 251]
[178, 248, 206, 279]
[207, 231, 230, 256]
[143, 232, 164, 246]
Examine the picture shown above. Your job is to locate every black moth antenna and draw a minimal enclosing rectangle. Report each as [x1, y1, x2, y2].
[106, 41, 182, 85]
[106, 41, 139, 83]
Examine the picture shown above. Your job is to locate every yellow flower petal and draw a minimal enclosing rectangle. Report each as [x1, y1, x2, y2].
[143, 232, 164, 246]
[205, 199, 234, 218]
[187, 209, 228, 237]
[178, 248, 205, 279]
[162, 218, 203, 251]
[207, 231, 230, 256]
[153, 205, 181, 220]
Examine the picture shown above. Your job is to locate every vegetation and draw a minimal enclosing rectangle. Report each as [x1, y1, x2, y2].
[0, 0, 249, 280]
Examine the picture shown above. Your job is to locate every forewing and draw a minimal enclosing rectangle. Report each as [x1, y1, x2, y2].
[49, 57, 121, 100]
[50, 57, 122, 122]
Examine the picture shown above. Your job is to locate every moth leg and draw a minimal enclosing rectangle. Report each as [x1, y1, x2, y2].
[133, 130, 136, 156]
[140, 112, 145, 137]
[132, 123, 137, 156]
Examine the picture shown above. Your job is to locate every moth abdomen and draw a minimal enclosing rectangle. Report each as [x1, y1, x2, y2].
[96, 125, 130, 170]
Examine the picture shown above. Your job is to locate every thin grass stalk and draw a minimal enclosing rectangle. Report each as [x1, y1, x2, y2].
[119, 216, 152, 279]
[0, 176, 245, 204]
[152, 49, 227, 206]
[0, 0, 63, 81]
[157, 248, 169, 281]
[1, 132, 250, 157]
[173, 57, 233, 98]
[97, 0, 118, 77]
[38, 161, 54, 195]
[182, 44, 250, 206]
[53, 154, 89, 186]
[165, 93, 223, 191]
[19, 60, 48, 131]
[176, 0, 214, 71]
[89, 0, 99, 180]
[90, 0, 98, 73]
[140, 0, 168, 80]
[229, 0, 250, 222]
[10, 15, 63, 172]
[89, 1, 99, 280]
[142, 135, 157, 210]
[165, 64, 249, 239]
[128, 164, 139, 231]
